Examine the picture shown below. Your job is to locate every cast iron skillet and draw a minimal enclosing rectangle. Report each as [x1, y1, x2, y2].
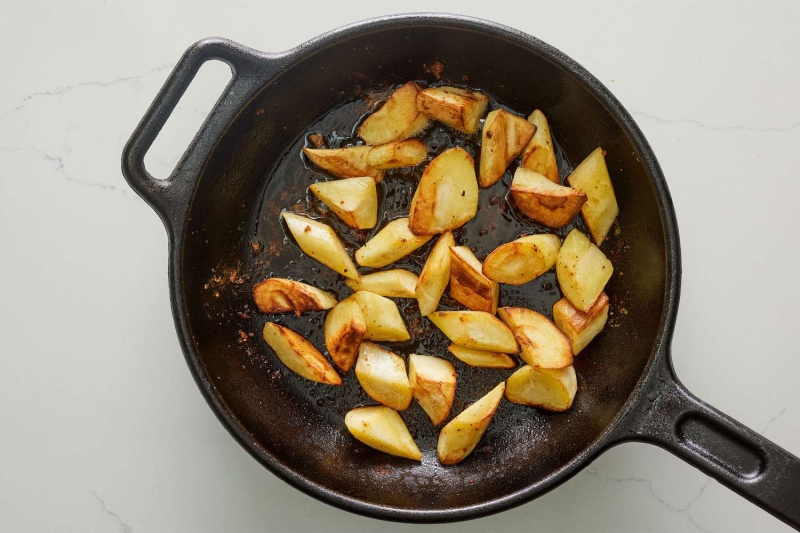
[121, 14, 800, 527]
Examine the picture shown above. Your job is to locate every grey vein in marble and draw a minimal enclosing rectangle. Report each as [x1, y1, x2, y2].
[92, 491, 133, 533]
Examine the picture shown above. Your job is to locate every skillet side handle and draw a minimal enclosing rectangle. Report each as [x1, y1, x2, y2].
[623, 356, 800, 529]
[121, 38, 270, 234]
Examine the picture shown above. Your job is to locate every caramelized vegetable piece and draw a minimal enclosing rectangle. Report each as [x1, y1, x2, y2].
[345, 406, 422, 460]
[521, 109, 559, 183]
[324, 299, 366, 372]
[416, 86, 489, 134]
[349, 291, 410, 342]
[408, 354, 457, 425]
[282, 212, 360, 281]
[366, 139, 427, 169]
[510, 168, 587, 228]
[482, 234, 561, 286]
[346, 269, 419, 298]
[253, 278, 337, 314]
[302, 146, 383, 182]
[447, 345, 517, 369]
[567, 147, 619, 244]
[449, 246, 499, 314]
[262, 323, 342, 385]
[408, 147, 479, 236]
[355, 342, 413, 410]
[553, 292, 609, 355]
[355, 218, 432, 268]
[437, 382, 505, 465]
[415, 231, 455, 316]
[479, 109, 536, 188]
[358, 81, 425, 145]
[497, 307, 573, 369]
[556, 229, 613, 312]
[505, 365, 577, 411]
[309, 177, 378, 229]
[429, 311, 518, 353]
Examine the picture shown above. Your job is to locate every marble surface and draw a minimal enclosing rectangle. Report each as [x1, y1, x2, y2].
[1, 1, 798, 531]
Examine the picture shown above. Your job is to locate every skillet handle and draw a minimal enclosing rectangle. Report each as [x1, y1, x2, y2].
[621, 356, 800, 529]
[121, 38, 270, 234]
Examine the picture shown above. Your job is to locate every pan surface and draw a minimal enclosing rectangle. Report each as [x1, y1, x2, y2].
[122, 14, 800, 527]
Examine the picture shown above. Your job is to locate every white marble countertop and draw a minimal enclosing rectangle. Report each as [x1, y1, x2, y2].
[1, 1, 798, 531]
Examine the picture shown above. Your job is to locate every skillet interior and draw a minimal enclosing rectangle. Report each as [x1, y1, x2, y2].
[180, 24, 668, 514]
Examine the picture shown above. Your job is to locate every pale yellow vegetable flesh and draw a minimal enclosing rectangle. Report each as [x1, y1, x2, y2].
[449, 246, 499, 314]
[408, 147, 479, 236]
[252, 278, 337, 314]
[510, 168, 587, 228]
[557, 229, 613, 312]
[323, 299, 366, 372]
[447, 344, 517, 369]
[567, 147, 619, 244]
[262, 323, 342, 385]
[345, 406, 422, 460]
[505, 365, 577, 411]
[479, 109, 535, 188]
[308, 177, 378, 229]
[553, 292, 609, 355]
[366, 139, 427, 169]
[349, 291, 410, 342]
[355, 342, 412, 411]
[355, 218, 432, 268]
[357, 81, 424, 146]
[282, 212, 360, 281]
[429, 311, 518, 353]
[497, 307, 573, 369]
[415, 86, 489, 134]
[482, 234, 561, 286]
[521, 109, 559, 183]
[415, 231, 455, 316]
[346, 269, 419, 298]
[437, 382, 505, 465]
[408, 354, 457, 426]
[302, 146, 383, 182]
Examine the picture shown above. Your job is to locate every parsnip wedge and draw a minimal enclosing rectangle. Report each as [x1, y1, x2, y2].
[479, 109, 536, 188]
[408, 354, 457, 426]
[449, 246, 499, 314]
[408, 147, 479, 236]
[253, 278, 337, 315]
[324, 298, 366, 372]
[505, 364, 577, 411]
[437, 382, 505, 465]
[567, 147, 619, 244]
[497, 307, 573, 369]
[345, 406, 422, 460]
[416, 86, 489, 134]
[366, 139, 427, 169]
[553, 292, 609, 355]
[557, 229, 613, 312]
[302, 146, 384, 182]
[415, 231, 455, 316]
[355, 342, 412, 410]
[346, 269, 419, 298]
[358, 82, 424, 145]
[521, 109, 559, 183]
[355, 218, 432, 268]
[309, 177, 378, 229]
[482, 234, 560, 286]
[429, 311, 518, 353]
[262, 323, 342, 385]
[282, 212, 360, 281]
[447, 345, 517, 369]
[349, 291, 410, 342]
[510, 168, 587, 228]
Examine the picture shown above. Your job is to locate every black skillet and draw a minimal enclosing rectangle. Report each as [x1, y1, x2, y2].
[121, 14, 800, 528]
